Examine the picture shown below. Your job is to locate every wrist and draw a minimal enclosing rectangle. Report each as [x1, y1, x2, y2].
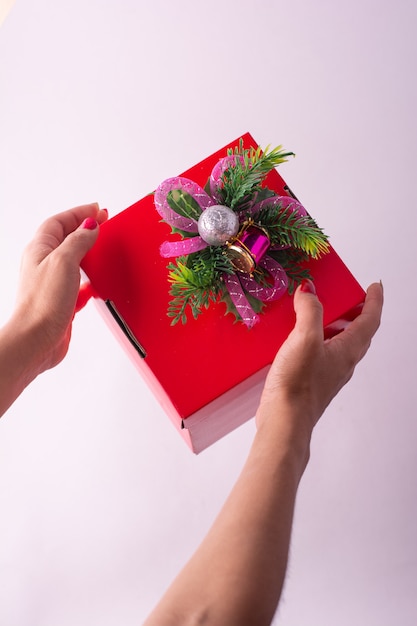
[255, 398, 314, 474]
[0, 319, 39, 416]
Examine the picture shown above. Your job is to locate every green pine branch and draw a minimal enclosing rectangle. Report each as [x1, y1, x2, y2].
[255, 202, 330, 258]
[167, 248, 233, 325]
[219, 142, 294, 211]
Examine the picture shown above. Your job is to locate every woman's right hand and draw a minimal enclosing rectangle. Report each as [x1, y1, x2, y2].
[256, 280, 383, 436]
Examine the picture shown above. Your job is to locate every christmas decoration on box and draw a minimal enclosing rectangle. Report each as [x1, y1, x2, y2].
[154, 140, 330, 329]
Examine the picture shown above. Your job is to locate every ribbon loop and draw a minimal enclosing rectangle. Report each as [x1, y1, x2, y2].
[154, 177, 214, 232]
[223, 272, 260, 329]
[239, 257, 288, 302]
[160, 237, 208, 258]
[209, 155, 245, 203]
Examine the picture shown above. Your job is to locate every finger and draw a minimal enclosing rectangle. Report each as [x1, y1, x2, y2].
[24, 203, 100, 266]
[344, 282, 383, 342]
[332, 282, 383, 362]
[292, 280, 324, 342]
[37, 205, 108, 249]
[260, 280, 323, 403]
[35, 203, 100, 247]
[55, 216, 100, 267]
[97, 208, 109, 225]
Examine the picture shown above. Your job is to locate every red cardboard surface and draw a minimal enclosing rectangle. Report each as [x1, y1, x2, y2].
[81, 134, 365, 422]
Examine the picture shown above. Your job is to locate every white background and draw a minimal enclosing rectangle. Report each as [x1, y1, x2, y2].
[0, 1, 416, 624]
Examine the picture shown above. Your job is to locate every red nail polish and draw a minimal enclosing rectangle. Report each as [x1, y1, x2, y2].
[300, 279, 316, 295]
[81, 217, 98, 230]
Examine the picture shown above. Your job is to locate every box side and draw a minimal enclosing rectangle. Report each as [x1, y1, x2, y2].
[92, 298, 195, 451]
[182, 366, 269, 454]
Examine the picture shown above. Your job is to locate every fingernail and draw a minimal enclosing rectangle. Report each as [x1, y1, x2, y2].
[101, 208, 108, 216]
[300, 279, 316, 295]
[81, 217, 98, 230]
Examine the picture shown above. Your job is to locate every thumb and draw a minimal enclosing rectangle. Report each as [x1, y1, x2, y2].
[257, 279, 324, 417]
[58, 217, 100, 266]
[292, 279, 324, 340]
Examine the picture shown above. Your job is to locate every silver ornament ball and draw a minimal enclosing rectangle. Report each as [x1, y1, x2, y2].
[197, 205, 239, 246]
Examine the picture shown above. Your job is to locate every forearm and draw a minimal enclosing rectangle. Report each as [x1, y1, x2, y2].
[144, 404, 312, 626]
[0, 316, 46, 417]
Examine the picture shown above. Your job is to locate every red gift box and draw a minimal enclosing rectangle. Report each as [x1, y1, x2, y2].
[81, 133, 365, 453]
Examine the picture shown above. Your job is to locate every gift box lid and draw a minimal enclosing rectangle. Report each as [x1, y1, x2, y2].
[81, 133, 365, 449]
